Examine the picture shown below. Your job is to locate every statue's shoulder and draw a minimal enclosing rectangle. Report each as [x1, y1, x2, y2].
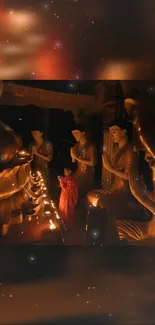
[44, 141, 52, 148]
[126, 143, 134, 153]
[126, 144, 138, 161]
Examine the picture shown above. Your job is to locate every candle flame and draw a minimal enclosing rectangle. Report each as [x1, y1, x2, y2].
[49, 219, 56, 230]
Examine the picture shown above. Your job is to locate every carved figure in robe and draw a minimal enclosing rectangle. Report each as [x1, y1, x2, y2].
[29, 128, 52, 175]
[70, 124, 97, 198]
[86, 119, 148, 245]
[87, 119, 146, 219]
[122, 97, 155, 240]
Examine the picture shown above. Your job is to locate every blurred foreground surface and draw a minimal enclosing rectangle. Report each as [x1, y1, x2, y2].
[1, 246, 155, 324]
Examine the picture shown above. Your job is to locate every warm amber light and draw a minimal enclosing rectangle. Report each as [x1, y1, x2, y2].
[55, 212, 60, 219]
[92, 201, 98, 207]
[49, 219, 56, 230]
[44, 200, 50, 205]
[45, 210, 51, 215]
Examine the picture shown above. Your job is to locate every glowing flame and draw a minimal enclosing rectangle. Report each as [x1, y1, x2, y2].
[44, 200, 50, 205]
[92, 201, 98, 207]
[49, 219, 56, 230]
[45, 210, 51, 215]
[55, 212, 60, 219]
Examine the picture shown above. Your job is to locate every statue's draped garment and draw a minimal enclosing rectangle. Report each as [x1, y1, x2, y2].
[73, 141, 97, 197]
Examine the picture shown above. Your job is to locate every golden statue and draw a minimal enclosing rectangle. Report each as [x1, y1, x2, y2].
[86, 118, 149, 244]
[71, 124, 97, 198]
[124, 97, 155, 240]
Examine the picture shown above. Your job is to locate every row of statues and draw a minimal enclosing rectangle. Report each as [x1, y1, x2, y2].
[0, 80, 155, 244]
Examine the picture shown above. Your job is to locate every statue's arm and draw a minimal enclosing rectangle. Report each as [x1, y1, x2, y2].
[102, 149, 133, 180]
[74, 145, 97, 167]
[129, 166, 155, 215]
[36, 143, 52, 162]
[109, 148, 137, 181]
[108, 168, 128, 180]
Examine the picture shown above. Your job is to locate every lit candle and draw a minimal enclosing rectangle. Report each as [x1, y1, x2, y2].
[44, 200, 50, 205]
[49, 219, 56, 230]
[45, 210, 51, 215]
[55, 212, 60, 219]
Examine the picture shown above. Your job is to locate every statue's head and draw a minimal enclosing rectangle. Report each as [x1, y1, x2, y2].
[109, 119, 128, 144]
[31, 129, 43, 141]
[71, 124, 86, 142]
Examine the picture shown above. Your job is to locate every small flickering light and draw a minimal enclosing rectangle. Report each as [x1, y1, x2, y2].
[28, 254, 37, 264]
[44, 200, 50, 205]
[45, 210, 51, 215]
[92, 201, 98, 207]
[43, 186, 47, 190]
[28, 216, 32, 221]
[43, 194, 47, 198]
[55, 212, 60, 219]
[91, 229, 100, 239]
[49, 219, 56, 230]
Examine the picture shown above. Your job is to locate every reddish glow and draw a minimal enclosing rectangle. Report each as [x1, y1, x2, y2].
[34, 47, 71, 79]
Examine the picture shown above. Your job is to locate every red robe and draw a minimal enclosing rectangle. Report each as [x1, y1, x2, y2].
[59, 176, 78, 228]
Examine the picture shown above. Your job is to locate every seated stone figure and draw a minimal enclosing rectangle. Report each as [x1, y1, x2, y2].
[86, 119, 149, 245]
[71, 124, 97, 198]
[124, 98, 155, 240]
[87, 119, 146, 220]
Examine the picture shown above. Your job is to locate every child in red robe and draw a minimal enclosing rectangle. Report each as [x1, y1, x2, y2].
[58, 167, 78, 230]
